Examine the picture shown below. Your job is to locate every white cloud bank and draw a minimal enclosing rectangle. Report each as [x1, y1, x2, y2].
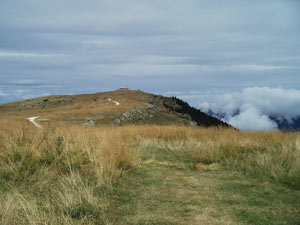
[0, 50, 66, 58]
[0, 91, 8, 97]
[199, 87, 300, 130]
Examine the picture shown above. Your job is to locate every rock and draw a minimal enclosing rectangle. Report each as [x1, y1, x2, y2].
[63, 96, 73, 102]
[16, 95, 73, 109]
[144, 100, 154, 106]
[118, 106, 160, 123]
[191, 121, 198, 126]
[180, 114, 192, 120]
[83, 120, 96, 126]
[122, 111, 133, 120]
[112, 119, 121, 124]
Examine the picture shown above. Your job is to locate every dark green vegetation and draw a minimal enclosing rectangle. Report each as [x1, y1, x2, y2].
[163, 96, 230, 127]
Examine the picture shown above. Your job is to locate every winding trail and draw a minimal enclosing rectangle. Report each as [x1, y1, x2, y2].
[27, 116, 43, 128]
[108, 98, 120, 106]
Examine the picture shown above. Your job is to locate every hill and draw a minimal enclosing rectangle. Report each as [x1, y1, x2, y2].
[1, 90, 300, 225]
[0, 89, 230, 128]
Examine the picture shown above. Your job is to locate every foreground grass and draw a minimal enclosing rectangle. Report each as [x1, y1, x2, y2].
[107, 166, 300, 225]
[0, 118, 299, 224]
[0, 120, 137, 224]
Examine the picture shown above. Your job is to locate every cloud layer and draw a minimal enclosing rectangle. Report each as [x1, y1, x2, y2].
[199, 87, 300, 130]
[0, 0, 300, 104]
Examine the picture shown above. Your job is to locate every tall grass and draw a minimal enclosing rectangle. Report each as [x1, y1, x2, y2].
[126, 126, 300, 188]
[0, 117, 299, 224]
[0, 119, 137, 224]
[0, 172, 109, 225]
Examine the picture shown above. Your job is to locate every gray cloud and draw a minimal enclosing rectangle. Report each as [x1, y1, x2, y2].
[0, 91, 8, 97]
[0, 0, 300, 116]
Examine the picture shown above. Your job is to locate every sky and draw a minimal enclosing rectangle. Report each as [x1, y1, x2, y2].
[1, 0, 300, 129]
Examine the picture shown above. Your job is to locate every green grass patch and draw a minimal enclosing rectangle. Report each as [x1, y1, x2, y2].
[219, 178, 300, 225]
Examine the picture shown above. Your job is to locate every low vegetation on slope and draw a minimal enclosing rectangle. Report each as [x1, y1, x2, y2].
[0, 90, 230, 128]
[0, 117, 299, 224]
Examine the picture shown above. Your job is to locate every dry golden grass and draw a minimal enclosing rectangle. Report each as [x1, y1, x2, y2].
[0, 172, 110, 225]
[0, 117, 138, 224]
[0, 121, 138, 184]
[0, 90, 150, 123]
[0, 115, 300, 224]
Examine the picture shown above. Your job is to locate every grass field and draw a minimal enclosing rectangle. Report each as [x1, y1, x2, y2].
[0, 117, 300, 224]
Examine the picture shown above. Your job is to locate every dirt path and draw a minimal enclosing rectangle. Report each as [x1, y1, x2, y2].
[108, 98, 120, 105]
[27, 116, 42, 128]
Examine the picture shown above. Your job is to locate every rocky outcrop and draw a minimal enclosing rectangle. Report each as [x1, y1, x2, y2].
[122, 108, 156, 120]
[110, 94, 230, 127]
[113, 107, 158, 124]
[16, 96, 73, 109]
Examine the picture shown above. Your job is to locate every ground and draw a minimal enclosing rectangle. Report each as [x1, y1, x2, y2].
[104, 144, 300, 225]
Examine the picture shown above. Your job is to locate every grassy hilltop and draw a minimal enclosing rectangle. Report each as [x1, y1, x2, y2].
[0, 90, 299, 225]
[0, 89, 229, 127]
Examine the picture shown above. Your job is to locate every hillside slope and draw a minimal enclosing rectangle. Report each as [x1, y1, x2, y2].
[0, 89, 230, 127]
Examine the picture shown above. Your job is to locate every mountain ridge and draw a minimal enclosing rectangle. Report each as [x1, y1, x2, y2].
[0, 89, 230, 128]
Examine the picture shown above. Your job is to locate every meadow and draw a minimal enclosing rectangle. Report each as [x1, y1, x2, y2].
[0, 117, 299, 224]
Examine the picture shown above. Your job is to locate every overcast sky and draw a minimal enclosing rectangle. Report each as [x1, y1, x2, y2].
[1, 0, 300, 128]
